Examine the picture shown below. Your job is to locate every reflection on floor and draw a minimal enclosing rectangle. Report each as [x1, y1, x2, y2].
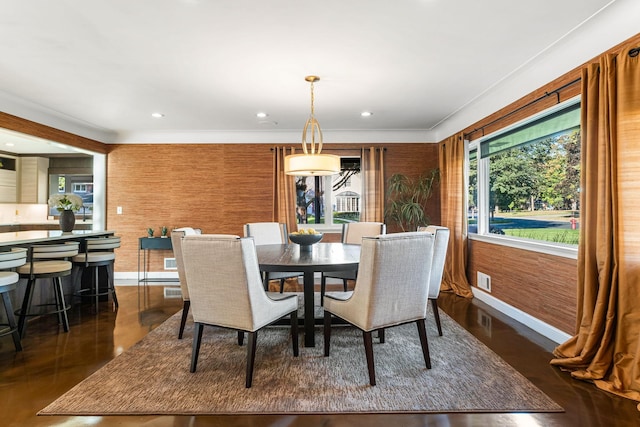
[1, 283, 638, 427]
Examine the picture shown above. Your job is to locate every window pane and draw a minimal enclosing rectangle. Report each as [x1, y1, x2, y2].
[296, 176, 324, 224]
[487, 128, 580, 244]
[468, 148, 478, 233]
[481, 102, 580, 157]
[294, 157, 362, 226]
[332, 159, 361, 223]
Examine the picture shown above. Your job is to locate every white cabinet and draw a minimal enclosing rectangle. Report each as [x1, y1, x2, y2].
[19, 157, 50, 204]
[0, 156, 17, 203]
[0, 168, 17, 203]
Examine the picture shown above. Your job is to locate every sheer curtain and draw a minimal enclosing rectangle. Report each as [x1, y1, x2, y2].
[360, 147, 385, 222]
[550, 43, 640, 406]
[439, 133, 473, 298]
[272, 147, 297, 234]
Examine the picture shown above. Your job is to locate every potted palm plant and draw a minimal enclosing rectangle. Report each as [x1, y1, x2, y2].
[384, 169, 439, 232]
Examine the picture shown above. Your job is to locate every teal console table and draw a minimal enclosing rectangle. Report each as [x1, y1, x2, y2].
[137, 237, 179, 288]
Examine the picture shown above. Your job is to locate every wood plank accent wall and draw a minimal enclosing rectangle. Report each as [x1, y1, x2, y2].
[467, 240, 577, 333]
[107, 142, 439, 273]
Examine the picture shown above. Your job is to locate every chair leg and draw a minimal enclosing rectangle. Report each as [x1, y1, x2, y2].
[237, 331, 244, 346]
[323, 310, 332, 356]
[416, 319, 432, 369]
[320, 274, 327, 306]
[17, 278, 35, 338]
[190, 322, 204, 372]
[378, 328, 385, 343]
[279, 278, 285, 293]
[289, 310, 299, 356]
[107, 264, 118, 309]
[93, 266, 100, 310]
[55, 277, 70, 333]
[363, 330, 376, 386]
[2, 291, 22, 351]
[430, 298, 443, 336]
[245, 331, 258, 388]
[178, 300, 190, 339]
[342, 279, 348, 291]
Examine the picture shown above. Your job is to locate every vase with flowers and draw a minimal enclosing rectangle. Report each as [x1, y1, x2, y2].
[48, 193, 83, 232]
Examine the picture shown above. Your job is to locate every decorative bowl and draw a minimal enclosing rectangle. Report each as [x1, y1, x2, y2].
[289, 233, 323, 250]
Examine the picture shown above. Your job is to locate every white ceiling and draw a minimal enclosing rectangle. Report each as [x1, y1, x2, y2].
[0, 0, 638, 155]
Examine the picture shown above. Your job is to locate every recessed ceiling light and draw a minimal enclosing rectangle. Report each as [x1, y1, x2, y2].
[5, 143, 14, 147]
[151, 112, 165, 118]
[256, 112, 268, 118]
[361, 111, 373, 117]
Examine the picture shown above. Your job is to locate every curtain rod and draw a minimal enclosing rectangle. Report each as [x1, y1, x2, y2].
[464, 77, 581, 140]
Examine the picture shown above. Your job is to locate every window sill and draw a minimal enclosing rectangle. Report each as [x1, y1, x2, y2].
[468, 233, 578, 259]
[298, 224, 342, 233]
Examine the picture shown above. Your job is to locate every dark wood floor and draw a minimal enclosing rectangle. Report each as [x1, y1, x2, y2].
[1, 283, 639, 427]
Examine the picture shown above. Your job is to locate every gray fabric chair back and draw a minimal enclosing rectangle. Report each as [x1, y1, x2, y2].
[243, 222, 287, 245]
[418, 225, 450, 299]
[181, 234, 291, 332]
[171, 229, 227, 301]
[336, 232, 434, 331]
[171, 230, 192, 301]
[342, 222, 386, 244]
[418, 225, 451, 299]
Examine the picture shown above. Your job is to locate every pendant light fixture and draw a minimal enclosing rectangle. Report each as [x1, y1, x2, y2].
[284, 76, 340, 176]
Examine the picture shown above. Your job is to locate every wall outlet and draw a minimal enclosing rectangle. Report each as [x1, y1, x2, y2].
[477, 271, 491, 292]
[116, 206, 123, 214]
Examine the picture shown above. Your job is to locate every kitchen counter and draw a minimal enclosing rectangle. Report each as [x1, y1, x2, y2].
[0, 229, 114, 247]
[0, 222, 93, 233]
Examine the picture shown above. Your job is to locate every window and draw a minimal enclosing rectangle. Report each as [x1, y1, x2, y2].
[467, 98, 581, 248]
[72, 183, 91, 193]
[295, 157, 361, 230]
[48, 174, 94, 217]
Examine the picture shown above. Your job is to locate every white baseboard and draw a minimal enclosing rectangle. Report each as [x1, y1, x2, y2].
[471, 288, 572, 345]
[116, 271, 178, 281]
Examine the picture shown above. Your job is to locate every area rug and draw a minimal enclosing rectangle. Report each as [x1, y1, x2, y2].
[39, 309, 562, 415]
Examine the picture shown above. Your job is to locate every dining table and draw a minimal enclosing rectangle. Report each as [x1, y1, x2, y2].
[256, 242, 361, 347]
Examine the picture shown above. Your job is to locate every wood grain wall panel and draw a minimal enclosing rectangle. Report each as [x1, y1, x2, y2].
[219, 145, 274, 231]
[467, 239, 577, 334]
[383, 143, 441, 231]
[106, 142, 439, 272]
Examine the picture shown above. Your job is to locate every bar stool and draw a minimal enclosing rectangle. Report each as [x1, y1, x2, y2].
[16, 241, 79, 337]
[0, 248, 27, 351]
[72, 236, 121, 310]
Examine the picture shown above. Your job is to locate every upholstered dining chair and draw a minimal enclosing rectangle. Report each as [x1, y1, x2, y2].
[181, 234, 299, 388]
[320, 221, 386, 304]
[417, 225, 450, 336]
[170, 227, 201, 339]
[323, 232, 435, 386]
[243, 222, 302, 292]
